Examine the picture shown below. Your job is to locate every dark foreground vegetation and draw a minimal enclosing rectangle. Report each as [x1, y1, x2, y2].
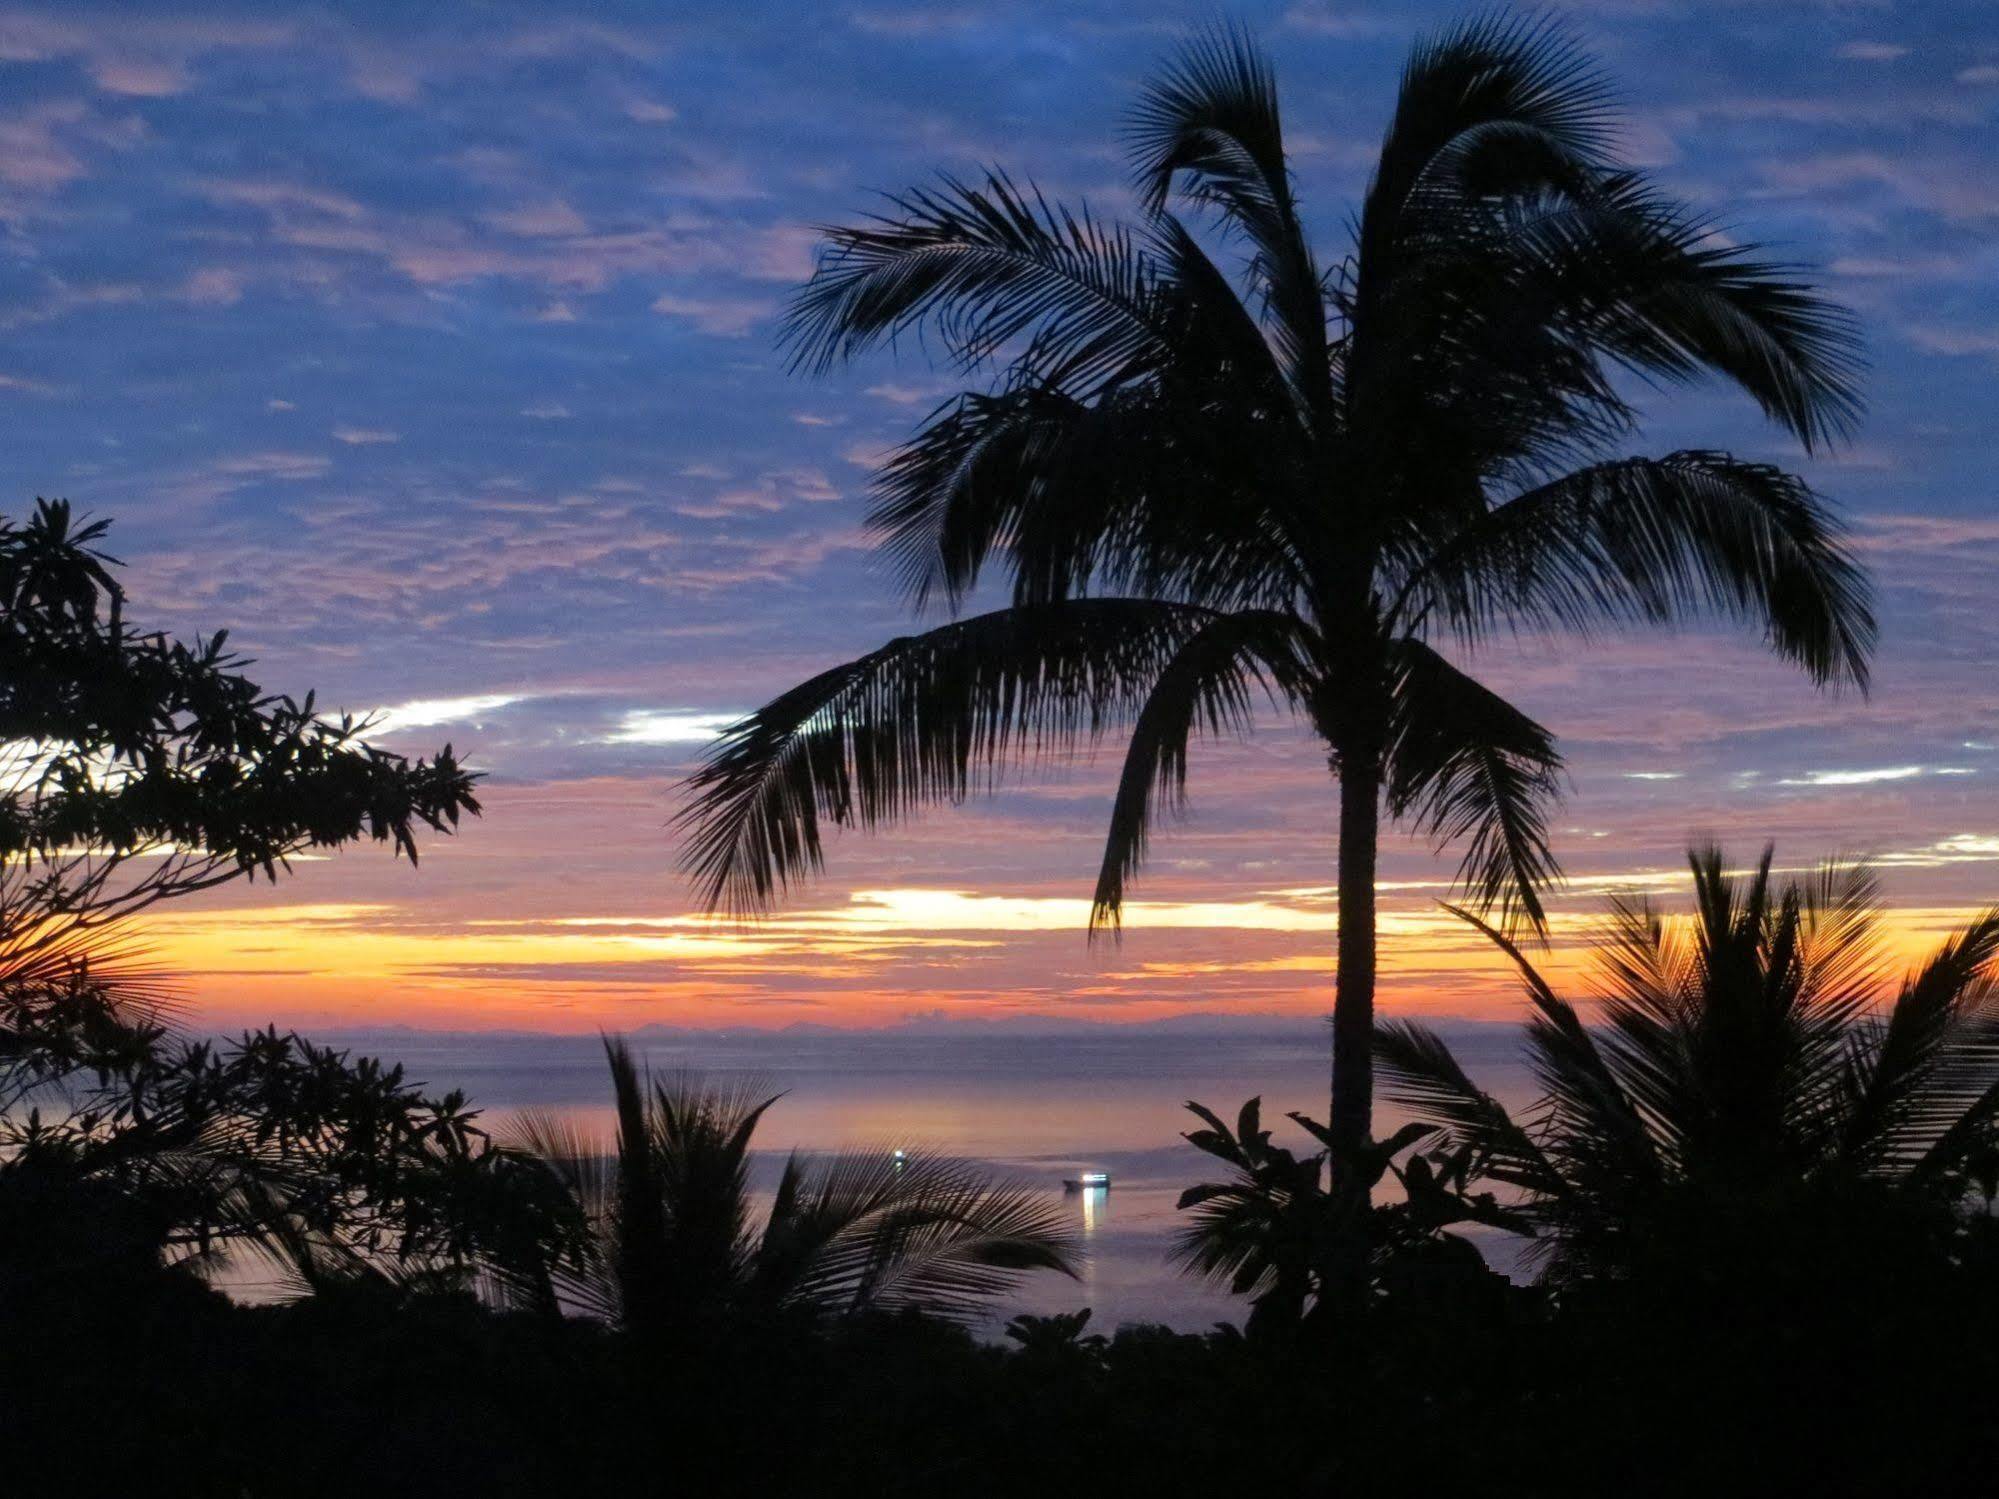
[13, 842, 1999, 1497]
[13, 1220, 1999, 1497]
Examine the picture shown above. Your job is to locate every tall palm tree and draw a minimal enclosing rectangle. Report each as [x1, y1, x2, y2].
[1377, 847, 1999, 1283]
[679, 17, 1873, 1168]
[506, 1040, 1076, 1336]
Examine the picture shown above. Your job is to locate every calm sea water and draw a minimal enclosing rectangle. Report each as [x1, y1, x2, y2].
[329, 1025, 1537, 1333]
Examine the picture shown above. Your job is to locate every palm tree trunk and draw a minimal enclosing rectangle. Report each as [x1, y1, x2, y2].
[1331, 751, 1379, 1163]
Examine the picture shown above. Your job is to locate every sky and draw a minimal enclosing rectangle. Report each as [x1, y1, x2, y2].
[3, 0, 1997, 1033]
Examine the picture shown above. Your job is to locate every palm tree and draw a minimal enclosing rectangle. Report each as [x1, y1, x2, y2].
[506, 1039, 1076, 1337]
[1376, 846, 1999, 1284]
[679, 17, 1873, 1171]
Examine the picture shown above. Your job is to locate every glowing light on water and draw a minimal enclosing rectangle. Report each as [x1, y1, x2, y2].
[1079, 1184, 1104, 1234]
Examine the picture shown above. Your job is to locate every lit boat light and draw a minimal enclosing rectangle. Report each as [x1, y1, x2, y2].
[1062, 1172, 1111, 1192]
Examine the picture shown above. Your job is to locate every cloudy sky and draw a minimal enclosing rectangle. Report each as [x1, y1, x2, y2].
[4, 0, 1997, 1032]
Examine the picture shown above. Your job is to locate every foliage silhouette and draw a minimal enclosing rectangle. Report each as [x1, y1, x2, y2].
[0, 1010, 585, 1306]
[679, 16, 1874, 1180]
[0, 497, 521, 1310]
[0, 497, 479, 980]
[502, 1038, 1077, 1338]
[1378, 845, 1999, 1288]
[1172, 1095, 1525, 1335]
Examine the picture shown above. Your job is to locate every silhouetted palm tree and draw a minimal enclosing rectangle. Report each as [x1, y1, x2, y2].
[507, 1039, 1076, 1337]
[1378, 846, 1999, 1283]
[680, 17, 1873, 1170]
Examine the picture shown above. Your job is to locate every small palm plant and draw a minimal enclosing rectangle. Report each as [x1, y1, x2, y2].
[1377, 846, 1999, 1286]
[507, 1039, 1077, 1338]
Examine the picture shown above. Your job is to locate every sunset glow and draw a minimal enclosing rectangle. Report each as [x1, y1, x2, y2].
[6, 3, 1995, 1037]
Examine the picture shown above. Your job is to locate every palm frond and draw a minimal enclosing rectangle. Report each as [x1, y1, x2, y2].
[771, 1147, 1077, 1322]
[1357, 13, 1614, 307]
[868, 384, 1084, 611]
[1373, 1020, 1562, 1197]
[1125, 23, 1327, 402]
[677, 600, 1221, 915]
[1507, 170, 1862, 451]
[1452, 901, 1668, 1201]
[1851, 912, 1999, 1181]
[871, 363, 1307, 616]
[503, 1107, 613, 1217]
[1399, 451, 1875, 689]
[1383, 640, 1563, 933]
[781, 171, 1163, 393]
[1090, 610, 1309, 931]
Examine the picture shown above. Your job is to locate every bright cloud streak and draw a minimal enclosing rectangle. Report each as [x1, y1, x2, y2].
[1779, 766, 1929, 786]
[365, 693, 527, 734]
[601, 710, 739, 744]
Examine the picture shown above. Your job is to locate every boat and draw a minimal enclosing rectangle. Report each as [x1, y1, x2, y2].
[1062, 1172, 1111, 1192]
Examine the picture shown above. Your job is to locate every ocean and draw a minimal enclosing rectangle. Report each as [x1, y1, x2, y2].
[321, 1023, 1540, 1333]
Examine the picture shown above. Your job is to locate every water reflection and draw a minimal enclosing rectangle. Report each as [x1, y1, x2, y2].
[321, 1025, 1534, 1331]
[1078, 1182, 1107, 1235]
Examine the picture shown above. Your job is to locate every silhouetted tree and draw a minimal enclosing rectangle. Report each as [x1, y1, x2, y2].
[0, 497, 536, 1304]
[1378, 846, 1999, 1287]
[505, 1039, 1077, 1339]
[0, 497, 479, 981]
[679, 17, 1873, 1186]
[0, 1019, 584, 1306]
[1173, 1096, 1523, 1336]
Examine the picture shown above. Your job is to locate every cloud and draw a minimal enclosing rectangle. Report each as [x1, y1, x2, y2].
[1775, 766, 1948, 787]
[840, 440, 894, 469]
[0, 14, 296, 99]
[1757, 151, 1999, 223]
[674, 465, 841, 518]
[179, 267, 244, 305]
[483, 199, 589, 238]
[365, 692, 529, 734]
[1279, 3, 1404, 38]
[0, 99, 106, 190]
[599, 710, 740, 745]
[18, 0, 1999, 1035]
[1904, 326, 1999, 357]
[213, 451, 330, 481]
[332, 426, 400, 445]
[1855, 514, 1999, 552]
[1676, 82, 1983, 128]
[651, 291, 776, 336]
[1836, 42, 1907, 61]
[192, 177, 369, 221]
[864, 380, 951, 405]
[89, 52, 189, 97]
[848, 8, 981, 39]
